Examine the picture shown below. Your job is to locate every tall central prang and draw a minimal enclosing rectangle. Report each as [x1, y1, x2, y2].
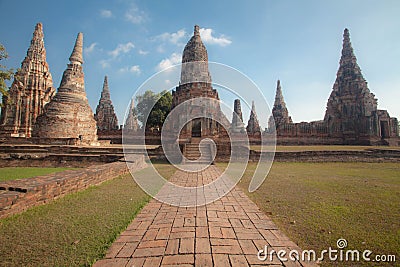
[171, 25, 228, 140]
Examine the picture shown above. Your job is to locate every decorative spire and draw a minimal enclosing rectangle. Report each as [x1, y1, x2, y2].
[0, 22, 55, 137]
[101, 76, 110, 100]
[230, 99, 245, 132]
[26, 22, 46, 60]
[330, 28, 373, 96]
[233, 99, 243, 122]
[274, 80, 286, 107]
[246, 101, 261, 134]
[95, 76, 119, 130]
[194, 25, 200, 36]
[337, 28, 359, 73]
[180, 24, 211, 84]
[125, 98, 139, 131]
[269, 80, 292, 130]
[33, 22, 43, 39]
[324, 28, 378, 132]
[33, 31, 98, 144]
[182, 25, 207, 63]
[69, 32, 84, 65]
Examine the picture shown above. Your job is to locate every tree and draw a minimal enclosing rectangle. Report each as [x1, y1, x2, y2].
[0, 44, 16, 106]
[135, 90, 172, 130]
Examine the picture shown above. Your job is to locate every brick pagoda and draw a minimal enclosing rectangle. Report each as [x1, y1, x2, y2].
[94, 76, 119, 130]
[268, 80, 292, 131]
[246, 101, 261, 135]
[171, 25, 228, 140]
[124, 99, 139, 131]
[33, 33, 98, 145]
[0, 23, 56, 137]
[324, 28, 398, 142]
[230, 99, 245, 133]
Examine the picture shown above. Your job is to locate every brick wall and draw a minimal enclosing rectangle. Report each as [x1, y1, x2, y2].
[0, 155, 146, 219]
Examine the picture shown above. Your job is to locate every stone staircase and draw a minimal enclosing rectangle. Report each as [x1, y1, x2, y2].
[184, 141, 213, 164]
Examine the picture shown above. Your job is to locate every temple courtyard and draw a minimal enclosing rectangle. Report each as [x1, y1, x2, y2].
[0, 5, 399, 267]
[0, 151, 399, 266]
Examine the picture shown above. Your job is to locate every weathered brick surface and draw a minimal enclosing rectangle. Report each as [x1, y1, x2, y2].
[0, 23, 55, 138]
[94, 76, 119, 131]
[94, 165, 318, 266]
[33, 33, 98, 145]
[0, 155, 146, 218]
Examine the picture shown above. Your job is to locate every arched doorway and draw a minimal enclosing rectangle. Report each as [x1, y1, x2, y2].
[192, 119, 201, 137]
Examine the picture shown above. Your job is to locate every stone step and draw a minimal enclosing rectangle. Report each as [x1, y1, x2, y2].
[183, 142, 213, 163]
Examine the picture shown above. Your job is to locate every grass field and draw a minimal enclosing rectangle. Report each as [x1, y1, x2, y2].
[250, 145, 400, 152]
[0, 167, 78, 182]
[221, 162, 400, 266]
[0, 163, 176, 266]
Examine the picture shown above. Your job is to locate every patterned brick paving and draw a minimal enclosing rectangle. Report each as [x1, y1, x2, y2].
[93, 165, 317, 267]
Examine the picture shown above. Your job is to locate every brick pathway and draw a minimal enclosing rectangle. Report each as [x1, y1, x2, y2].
[94, 165, 317, 267]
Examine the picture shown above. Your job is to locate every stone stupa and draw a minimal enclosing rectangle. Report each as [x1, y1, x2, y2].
[33, 33, 98, 145]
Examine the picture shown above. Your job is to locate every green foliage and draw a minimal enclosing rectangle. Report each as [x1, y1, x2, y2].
[0, 44, 16, 102]
[135, 90, 172, 130]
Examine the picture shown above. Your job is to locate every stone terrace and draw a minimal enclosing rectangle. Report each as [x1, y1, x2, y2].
[94, 166, 317, 267]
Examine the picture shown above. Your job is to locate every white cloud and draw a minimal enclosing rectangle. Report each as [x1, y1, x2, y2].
[84, 42, 98, 55]
[125, 5, 147, 24]
[109, 42, 135, 58]
[156, 45, 165, 53]
[157, 29, 187, 45]
[119, 65, 141, 74]
[156, 53, 181, 72]
[138, 49, 149, 55]
[199, 28, 232, 47]
[100, 9, 112, 18]
[99, 59, 110, 69]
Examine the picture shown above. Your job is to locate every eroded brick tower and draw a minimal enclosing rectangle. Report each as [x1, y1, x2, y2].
[268, 80, 292, 131]
[33, 33, 98, 145]
[324, 28, 398, 143]
[94, 76, 119, 130]
[171, 25, 228, 139]
[246, 101, 261, 135]
[0, 23, 55, 137]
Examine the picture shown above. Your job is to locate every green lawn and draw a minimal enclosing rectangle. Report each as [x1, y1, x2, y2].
[0, 163, 176, 266]
[250, 145, 400, 152]
[219, 162, 400, 267]
[0, 167, 77, 182]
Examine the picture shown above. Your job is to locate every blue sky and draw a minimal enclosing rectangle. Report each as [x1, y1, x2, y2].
[1, 0, 399, 128]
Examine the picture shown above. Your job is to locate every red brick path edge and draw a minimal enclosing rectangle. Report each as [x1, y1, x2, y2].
[0, 155, 146, 218]
[93, 165, 318, 267]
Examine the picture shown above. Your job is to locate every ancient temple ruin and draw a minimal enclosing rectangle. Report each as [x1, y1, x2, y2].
[246, 101, 261, 135]
[268, 80, 292, 130]
[33, 33, 98, 145]
[0, 23, 55, 137]
[171, 25, 229, 140]
[270, 28, 398, 145]
[0, 23, 397, 147]
[124, 99, 139, 131]
[324, 28, 398, 143]
[230, 99, 245, 133]
[94, 76, 119, 130]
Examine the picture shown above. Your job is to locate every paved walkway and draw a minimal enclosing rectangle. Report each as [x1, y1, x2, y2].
[94, 166, 316, 267]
